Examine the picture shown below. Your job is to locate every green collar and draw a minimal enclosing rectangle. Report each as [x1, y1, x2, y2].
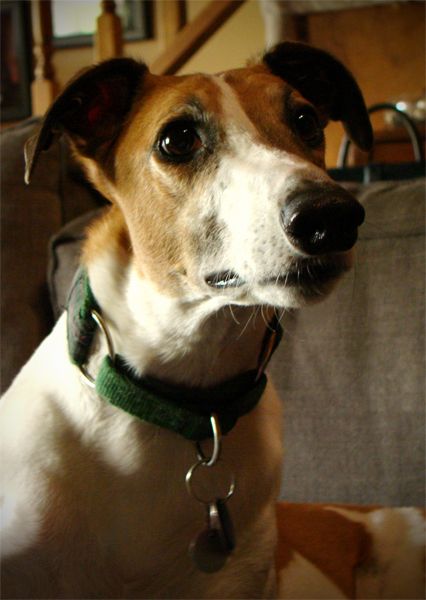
[66, 268, 282, 441]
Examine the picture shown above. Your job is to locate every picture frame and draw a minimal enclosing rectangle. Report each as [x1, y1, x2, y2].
[0, 1, 32, 122]
[52, 0, 153, 48]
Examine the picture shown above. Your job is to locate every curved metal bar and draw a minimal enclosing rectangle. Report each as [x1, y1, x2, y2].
[337, 102, 424, 168]
[78, 309, 115, 388]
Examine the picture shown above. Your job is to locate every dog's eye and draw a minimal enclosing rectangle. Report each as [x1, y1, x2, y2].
[159, 121, 202, 161]
[293, 107, 324, 148]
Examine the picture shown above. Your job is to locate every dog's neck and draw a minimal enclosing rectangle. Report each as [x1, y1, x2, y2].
[84, 233, 273, 390]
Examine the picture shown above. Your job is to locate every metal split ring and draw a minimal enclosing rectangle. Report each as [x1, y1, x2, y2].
[79, 309, 115, 388]
[185, 458, 236, 505]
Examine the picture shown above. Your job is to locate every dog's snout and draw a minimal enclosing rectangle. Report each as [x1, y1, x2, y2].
[281, 186, 365, 255]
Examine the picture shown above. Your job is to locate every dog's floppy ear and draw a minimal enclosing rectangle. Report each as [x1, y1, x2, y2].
[25, 58, 147, 184]
[263, 42, 373, 151]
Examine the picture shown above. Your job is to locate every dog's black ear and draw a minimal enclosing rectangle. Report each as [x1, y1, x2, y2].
[263, 42, 373, 151]
[25, 58, 147, 184]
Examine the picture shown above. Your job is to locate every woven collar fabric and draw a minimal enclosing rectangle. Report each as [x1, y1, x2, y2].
[66, 268, 282, 441]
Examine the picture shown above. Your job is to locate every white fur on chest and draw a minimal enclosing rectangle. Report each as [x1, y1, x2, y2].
[0, 298, 283, 598]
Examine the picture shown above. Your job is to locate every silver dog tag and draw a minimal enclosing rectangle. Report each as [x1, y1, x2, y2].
[189, 500, 235, 573]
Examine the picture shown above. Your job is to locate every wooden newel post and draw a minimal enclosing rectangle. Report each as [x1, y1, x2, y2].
[31, 0, 58, 116]
[94, 0, 123, 62]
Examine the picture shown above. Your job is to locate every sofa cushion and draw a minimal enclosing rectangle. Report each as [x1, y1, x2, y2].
[0, 119, 107, 392]
[48, 209, 105, 320]
[269, 178, 425, 505]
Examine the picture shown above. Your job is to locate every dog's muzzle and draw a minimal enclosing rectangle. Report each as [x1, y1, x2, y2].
[204, 182, 364, 293]
[280, 184, 365, 256]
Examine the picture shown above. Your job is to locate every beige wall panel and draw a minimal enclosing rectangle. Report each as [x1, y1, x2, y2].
[179, 0, 266, 74]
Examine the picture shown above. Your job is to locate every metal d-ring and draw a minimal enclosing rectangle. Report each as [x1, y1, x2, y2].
[196, 414, 222, 467]
[79, 309, 115, 388]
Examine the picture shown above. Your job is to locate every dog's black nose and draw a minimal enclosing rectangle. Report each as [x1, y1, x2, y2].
[281, 185, 365, 255]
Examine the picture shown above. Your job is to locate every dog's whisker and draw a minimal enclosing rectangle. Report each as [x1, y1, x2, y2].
[228, 304, 240, 325]
[237, 306, 256, 340]
[260, 304, 266, 328]
[276, 307, 286, 325]
[260, 304, 276, 330]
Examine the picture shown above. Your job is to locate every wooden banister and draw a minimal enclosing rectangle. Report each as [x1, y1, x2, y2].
[30, 0, 58, 116]
[94, 0, 123, 62]
[29, 0, 245, 116]
[151, 0, 246, 75]
[157, 0, 187, 47]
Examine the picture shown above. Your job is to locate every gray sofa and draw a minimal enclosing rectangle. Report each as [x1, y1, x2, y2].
[269, 178, 425, 506]
[1, 119, 424, 507]
[1, 119, 106, 388]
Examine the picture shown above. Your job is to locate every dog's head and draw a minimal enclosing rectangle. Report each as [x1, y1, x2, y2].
[25, 42, 372, 309]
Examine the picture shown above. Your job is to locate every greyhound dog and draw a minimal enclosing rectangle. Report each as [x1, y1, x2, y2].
[0, 42, 372, 598]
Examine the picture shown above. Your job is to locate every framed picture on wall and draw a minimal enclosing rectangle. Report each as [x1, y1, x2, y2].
[0, 0, 32, 122]
[52, 0, 153, 48]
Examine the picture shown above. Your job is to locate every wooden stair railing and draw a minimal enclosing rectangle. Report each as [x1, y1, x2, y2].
[30, 0, 246, 115]
[30, 0, 58, 116]
[94, 0, 123, 62]
[151, 0, 246, 75]
[92, 0, 246, 75]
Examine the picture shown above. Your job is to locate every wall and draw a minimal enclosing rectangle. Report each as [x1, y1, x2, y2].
[307, 2, 425, 165]
[51, 1, 424, 166]
[180, 0, 266, 74]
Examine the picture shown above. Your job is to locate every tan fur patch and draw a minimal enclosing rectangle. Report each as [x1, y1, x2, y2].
[82, 205, 132, 267]
[81, 73, 227, 294]
[276, 502, 373, 598]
